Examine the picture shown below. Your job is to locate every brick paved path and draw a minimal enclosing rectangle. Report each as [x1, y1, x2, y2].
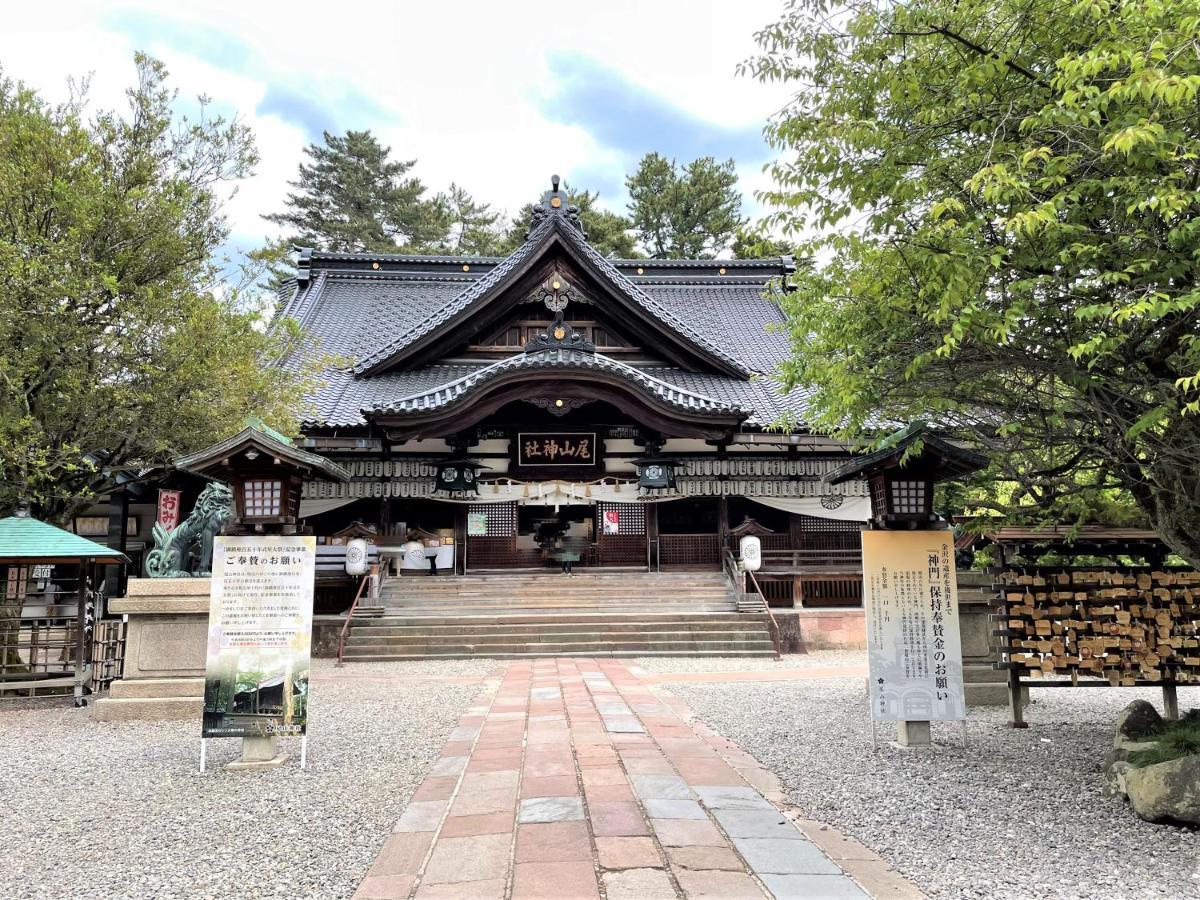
[354, 659, 880, 899]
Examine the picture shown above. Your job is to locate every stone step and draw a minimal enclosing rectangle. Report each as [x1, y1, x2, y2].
[354, 612, 760, 627]
[341, 649, 775, 660]
[380, 588, 733, 597]
[347, 628, 771, 646]
[350, 621, 766, 637]
[91, 696, 203, 721]
[343, 639, 776, 657]
[108, 677, 205, 700]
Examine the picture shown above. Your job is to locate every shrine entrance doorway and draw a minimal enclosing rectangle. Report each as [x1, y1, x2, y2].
[463, 500, 650, 571]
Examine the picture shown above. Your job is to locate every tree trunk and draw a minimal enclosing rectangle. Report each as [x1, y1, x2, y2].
[1124, 418, 1200, 568]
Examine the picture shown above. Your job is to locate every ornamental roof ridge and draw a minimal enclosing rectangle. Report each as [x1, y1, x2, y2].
[363, 348, 745, 418]
[352, 217, 557, 375]
[554, 223, 750, 377]
[300, 248, 508, 264]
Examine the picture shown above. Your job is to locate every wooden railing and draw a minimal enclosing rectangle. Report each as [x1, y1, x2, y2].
[336, 568, 375, 668]
[759, 548, 862, 572]
[746, 568, 783, 658]
[723, 550, 781, 658]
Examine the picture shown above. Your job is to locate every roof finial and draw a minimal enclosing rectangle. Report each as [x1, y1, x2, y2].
[526, 174, 586, 240]
[14, 500, 31, 518]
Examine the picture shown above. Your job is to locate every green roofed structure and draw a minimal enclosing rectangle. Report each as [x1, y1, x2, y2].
[0, 502, 130, 564]
[0, 502, 129, 706]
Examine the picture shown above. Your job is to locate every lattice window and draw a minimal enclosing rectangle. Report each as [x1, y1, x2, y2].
[889, 480, 927, 515]
[468, 502, 516, 537]
[244, 480, 282, 517]
[597, 502, 645, 536]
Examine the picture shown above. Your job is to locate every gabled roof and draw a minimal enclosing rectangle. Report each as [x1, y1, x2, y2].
[277, 177, 806, 431]
[0, 507, 128, 562]
[366, 348, 747, 419]
[825, 422, 988, 485]
[353, 214, 752, 378]
[174, 420, 352, 482]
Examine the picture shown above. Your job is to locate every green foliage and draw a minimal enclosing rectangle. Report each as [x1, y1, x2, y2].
[732, 225, 795, 260]
[745, 0, 1200, 563]
[0, 56, 314, 523]
[1132, 711, 1200, 767]
[626, 153, 746, 257]
[440, 182, 504, 255]
[498, 184, 639, 258]
[265, 129, 449, 253]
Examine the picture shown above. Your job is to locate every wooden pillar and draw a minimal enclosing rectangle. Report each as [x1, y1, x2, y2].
[379, 497, 391, 536]
[1163, 683, 1180, 720]
[104, 490, 129, 598]
[1007, 668, 1027, 728]
[646, 503, 659, 573]
[717, 495, 730, 553]
[73, 564, 89, 707]
[454, 505, 467, 575]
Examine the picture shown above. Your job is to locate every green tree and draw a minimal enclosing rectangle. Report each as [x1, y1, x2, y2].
[498, 184, 638, 258]
[732, 225, 795, 260]
[265, 129, 447, 253]
[626, 153, 745, 258]
[745, 0, 1200, 562]
[438, 182, 504, 255]
[0, 56, 313, 523]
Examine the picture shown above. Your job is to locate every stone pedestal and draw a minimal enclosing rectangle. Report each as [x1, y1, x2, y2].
[957, 571, 1007, 706]
[225, 735, 289, 771]
[894, 720, 931, 748]
[93, 578, 209, 722]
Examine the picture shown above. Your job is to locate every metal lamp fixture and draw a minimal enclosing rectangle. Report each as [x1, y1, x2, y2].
[632, 455, 681, 490]
[434, 458, 487, 494]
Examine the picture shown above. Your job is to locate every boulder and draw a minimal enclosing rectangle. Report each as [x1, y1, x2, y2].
[1102, 760, 1132, 799]
[1114, 699, 1164, 746]
[1124, 755, 1200, 825]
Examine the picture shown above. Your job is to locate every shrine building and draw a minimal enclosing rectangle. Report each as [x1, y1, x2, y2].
[279, 177, 872, 648]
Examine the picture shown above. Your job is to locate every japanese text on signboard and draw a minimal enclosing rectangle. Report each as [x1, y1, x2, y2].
[517, 432, 597, 467]
[862, 530, 965, 722]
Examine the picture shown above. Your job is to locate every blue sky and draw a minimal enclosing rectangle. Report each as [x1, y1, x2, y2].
[0, 1, 792, 263]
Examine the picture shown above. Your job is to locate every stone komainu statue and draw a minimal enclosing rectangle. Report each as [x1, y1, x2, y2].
[144, 483, 234, 577]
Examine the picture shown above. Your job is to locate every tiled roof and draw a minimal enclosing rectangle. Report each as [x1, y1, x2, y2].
[302, 363, 806, 429]
[280, 195, 807, 430]
[0, 511, 128, 561]
[366, 349, 746, 419]
[354, 218, 557, 375]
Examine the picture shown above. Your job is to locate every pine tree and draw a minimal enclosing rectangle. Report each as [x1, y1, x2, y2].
[497, 185, 638, 258]
[265, 129, 447, 253]
[439, 183, 504, 255]
[626, 154, 745, 258]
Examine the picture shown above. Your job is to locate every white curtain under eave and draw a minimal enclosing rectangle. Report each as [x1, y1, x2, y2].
[746, 495, 871, 523]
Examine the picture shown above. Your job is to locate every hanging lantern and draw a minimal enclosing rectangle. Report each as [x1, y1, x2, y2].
[633, 456, 682, 490]
[434, 457, 486, 494]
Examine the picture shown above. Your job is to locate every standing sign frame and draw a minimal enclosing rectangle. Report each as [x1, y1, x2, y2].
[199, 535, 316, 772]
[861, 528, 967, 746]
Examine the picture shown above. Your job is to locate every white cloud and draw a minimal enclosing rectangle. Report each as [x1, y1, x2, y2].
[0, 0, 794, 249]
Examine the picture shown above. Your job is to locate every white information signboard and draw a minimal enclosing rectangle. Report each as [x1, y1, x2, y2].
[202, 536, 316, 739]
[862, 529, 965, 721]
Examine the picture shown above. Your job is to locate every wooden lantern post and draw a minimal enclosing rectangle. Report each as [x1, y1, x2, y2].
[826, 422, 988, 747]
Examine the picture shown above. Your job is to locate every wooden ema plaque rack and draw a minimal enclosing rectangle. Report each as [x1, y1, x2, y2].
[992, 568, 1200, 726]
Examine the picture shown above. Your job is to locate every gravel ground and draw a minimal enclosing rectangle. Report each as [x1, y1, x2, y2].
[0, 663, 488, 900]
[671, 676, 1200, 900]
[634, 650, 866, 673]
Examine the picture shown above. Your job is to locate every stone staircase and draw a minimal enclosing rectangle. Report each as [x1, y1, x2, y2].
[341, 571, 775, 660]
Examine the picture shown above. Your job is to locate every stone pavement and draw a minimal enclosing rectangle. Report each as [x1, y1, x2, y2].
[354, 658, 905, 900]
